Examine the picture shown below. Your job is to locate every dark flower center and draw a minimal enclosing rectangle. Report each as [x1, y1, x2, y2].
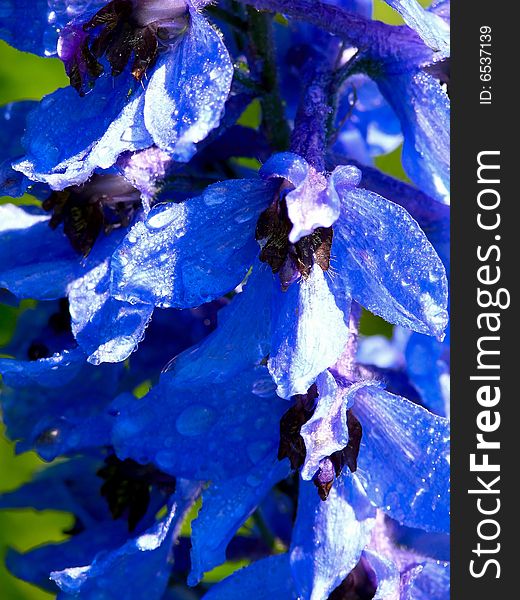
[42, 174, 141, 256]
[61, 0, 189, 94]
[278, 383, 363, 501]
[97, 455, 176, 532]
[255, 191, 333, 290]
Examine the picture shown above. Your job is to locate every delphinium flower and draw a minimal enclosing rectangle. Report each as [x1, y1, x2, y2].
[1, 0, 234, 189]
[0, 0, 450, 598]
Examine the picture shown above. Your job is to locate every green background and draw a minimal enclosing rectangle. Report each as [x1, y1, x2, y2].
[0, 1, 428, 597]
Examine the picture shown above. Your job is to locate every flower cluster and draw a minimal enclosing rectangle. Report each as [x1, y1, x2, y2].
[0, 0, 450, 598]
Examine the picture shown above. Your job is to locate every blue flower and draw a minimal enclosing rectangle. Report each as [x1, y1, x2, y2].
[109, 151, 448, 398]
[1, 0, 233, 190]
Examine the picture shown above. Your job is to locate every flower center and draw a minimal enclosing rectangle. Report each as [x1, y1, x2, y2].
[255, 190, 333, 290]
[60, 0, 189, 94]
[42, 174, 141, 256]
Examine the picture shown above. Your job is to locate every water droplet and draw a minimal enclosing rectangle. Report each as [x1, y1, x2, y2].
[146, 204, 176, 230]
[176, 405, 216, 437]
[252, 377, 276, 397]
[246, 439, 272, 464]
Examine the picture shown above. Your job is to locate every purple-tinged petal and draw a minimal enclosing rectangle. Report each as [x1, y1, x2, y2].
[402, 560, 450, 600]
[112, 179, 273, 308]
[112, 366, 287, 481]
[289, 476, 375, 600]
[300, 373, 379, 480]
[189, 459, 289, 585]
[383, 1, 449, 56]
[354, 387, 450, 533]
[259, 151, 309, 188]
[268, 265, 350, 399]
[363, 550, 400, 600]
[143, 9, 233, 161]
[14, 75, 152, 189]
[285, 168, 339, 244]
[335, 187, 448, 338]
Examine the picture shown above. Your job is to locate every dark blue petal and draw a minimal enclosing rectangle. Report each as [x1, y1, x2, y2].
[6, 521, 131, 592]
[354, 387, 450, 533]
[14, 76, 151, 189]
[112, 366, 287, 481]
[0, 0, 57, 55]
[289, 476, 375, 600]
[0, 205, 78, 299]
[0, 348, 121, 457]
[165, 264, 272, 386]
[0, 102, 37, 196]
[334, 187, 448, 338]
[269, 265, 350, 399]
[51, 482, 199, 600]
[0, 457, 111, 524]
[203, 555, 295, 599]
[112, 180, 273, 308]
[143, 9, 233, 161]
[189, 459, 289, 585]
[384, 1, 449, 56]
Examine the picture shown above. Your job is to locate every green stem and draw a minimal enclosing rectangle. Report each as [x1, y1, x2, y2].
[246, 8, 291, 152]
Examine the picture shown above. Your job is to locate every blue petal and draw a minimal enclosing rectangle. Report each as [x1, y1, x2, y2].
[334, 187, 448, 338]
[165, 264, 273, 386]
[269, 265, 351, 399]
[0, 102, 37, 196]
[143, 9, 233, 161]
[189, 459, 289, 585]
[406, 333, 450, 416]
[112, 366, 287, 481]
[0, 205, 79, 299]
[289, 476, 375, 600]
[14, 75, 151, 189]
[354, 387, 450, 533]
[6, 521, 132, 593]
[0, 457, 111, 524]
[0, 0, 57, 55]
[384, 1, 450, 56]
[353, 160, 450, 270]
[377, 71, 450, 204]
[300, 373, 380, 480]
[68, 233, 154, 364]
[51, 483, 198, 600]
[363, 550, 400, 599]
[0, 348, 121, 458]
[203, 555, 296, 599]
[333, 76, 403, 161]
[402, 560, 450, 600]
[259, 152, 309, 187]
[112, 179, 273, 308]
